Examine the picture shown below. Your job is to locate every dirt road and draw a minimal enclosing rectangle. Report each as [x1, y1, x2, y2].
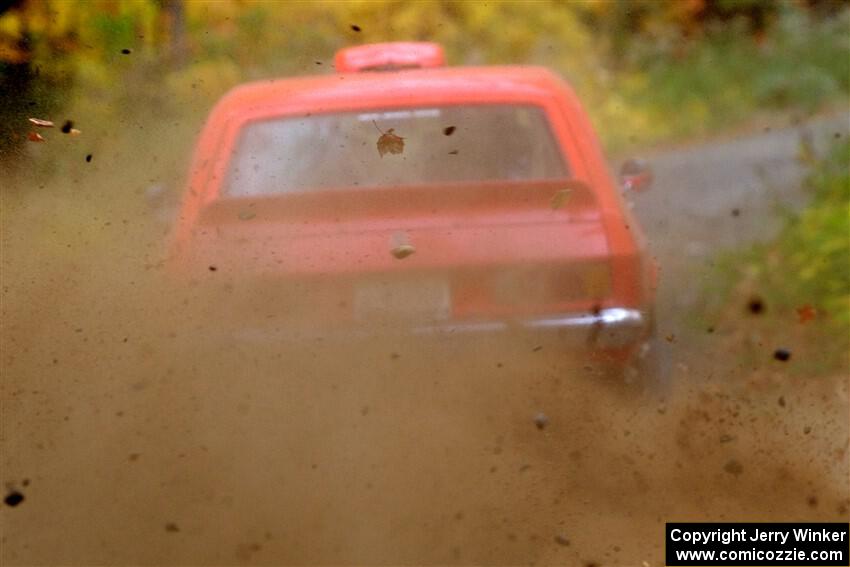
[2, 116, 848, 565]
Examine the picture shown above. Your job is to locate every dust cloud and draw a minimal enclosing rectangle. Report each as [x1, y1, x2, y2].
[1, 123, 848, 566]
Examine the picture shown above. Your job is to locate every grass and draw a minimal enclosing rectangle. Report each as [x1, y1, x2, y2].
[698, 139, 850, 376]
[591, 9, 850, 153]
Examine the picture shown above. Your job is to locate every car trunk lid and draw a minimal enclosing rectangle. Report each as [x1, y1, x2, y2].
[181, 179, 608, 277]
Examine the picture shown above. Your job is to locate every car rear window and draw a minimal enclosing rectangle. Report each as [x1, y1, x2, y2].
[223, 104, 569, 196]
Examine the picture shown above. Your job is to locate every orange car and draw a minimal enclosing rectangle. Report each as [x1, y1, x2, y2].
[170, 42, 660, 379]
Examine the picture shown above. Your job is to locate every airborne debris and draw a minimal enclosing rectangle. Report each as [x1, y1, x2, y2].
[27, 132, 46, 142]
[390, 244, 415, 259]
[374, 121, 405, 157]
[773, 348, 791, 362]
[350, 24, 361, 32]
[390, 232, 415, 259]
[165, 522, 180, 532]
[28, 117, 54, 128]
[443, 126, 456, 136]
[238, 210, 256, 221]
[59, 121, 80, 135]
[533, 412, 549, 430]
[747, 296, 765, 315]
[555, 534, 570, 546]
[4, 490, 24, 507]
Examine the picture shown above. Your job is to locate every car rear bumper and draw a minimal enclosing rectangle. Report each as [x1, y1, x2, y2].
[227, 307, 650, 351]
[410, 307, 648, 348]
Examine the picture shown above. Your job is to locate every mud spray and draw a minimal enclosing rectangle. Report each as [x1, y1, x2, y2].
[2, 121, 848, 566]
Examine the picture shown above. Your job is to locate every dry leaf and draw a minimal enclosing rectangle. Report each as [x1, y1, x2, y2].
[28, 118, 54, 128]
[796, 304, 816, 323]
[377, 128, 404, 157]
[550, 189, 572, 209]
[27, 132, 46, 142]
[373, 121, 404, 157]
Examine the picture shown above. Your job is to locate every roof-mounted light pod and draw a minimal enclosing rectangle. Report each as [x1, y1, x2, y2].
[334, 42, 446, 73]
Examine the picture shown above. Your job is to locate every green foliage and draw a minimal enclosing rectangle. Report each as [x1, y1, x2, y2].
[594, 7, 850, 151]
[692, 138, 849, 375]
[0, 1, 848, 165]
[779, 141, 850, 323]
[714, 140, 850, 330]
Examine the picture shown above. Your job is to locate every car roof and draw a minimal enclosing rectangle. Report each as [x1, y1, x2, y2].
[211, 65, 571, 121]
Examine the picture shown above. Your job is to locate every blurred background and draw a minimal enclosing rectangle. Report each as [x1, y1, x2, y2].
[2, 0, 849, 156]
